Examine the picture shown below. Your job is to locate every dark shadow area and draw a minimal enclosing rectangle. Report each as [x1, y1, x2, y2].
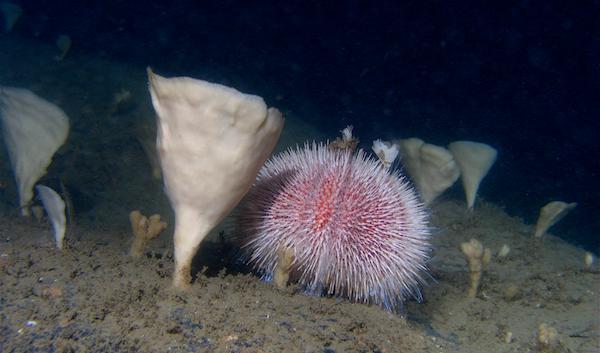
[3, 0, 598, 252]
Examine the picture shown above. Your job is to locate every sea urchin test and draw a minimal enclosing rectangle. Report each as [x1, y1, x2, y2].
[238, 143, 430, 310]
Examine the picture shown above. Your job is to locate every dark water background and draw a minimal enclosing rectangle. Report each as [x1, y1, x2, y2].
[7, 0, 599, 252]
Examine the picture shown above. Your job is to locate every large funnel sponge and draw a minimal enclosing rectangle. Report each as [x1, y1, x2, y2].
[448, 141, 497, 209]
[0, 87, 69, 215]
[397, 138, 460, 204]
[148, 69, 284, 289]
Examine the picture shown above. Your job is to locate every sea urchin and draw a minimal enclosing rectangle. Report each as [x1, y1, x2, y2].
[237, 143, 430, 310]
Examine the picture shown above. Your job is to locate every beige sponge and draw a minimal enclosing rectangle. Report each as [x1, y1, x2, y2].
[148, 69, 284, 289]
[0, 87, 69, 216]
[448, 141, 497, 209]
[460, 238, 492, 298]
[35, 185, 67, 250]
[537, 323, 561, 352]
[273, 247, 295, 290]
[129, 210, 167, 258]
[397, 138, 460, 204]
[533, 201, 576, 238]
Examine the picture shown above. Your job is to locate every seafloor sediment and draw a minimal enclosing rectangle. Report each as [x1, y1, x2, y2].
[0, 200, 597, 353]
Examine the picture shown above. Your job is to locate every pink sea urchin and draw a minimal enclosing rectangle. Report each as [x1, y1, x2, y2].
[237, 143, 430, 309]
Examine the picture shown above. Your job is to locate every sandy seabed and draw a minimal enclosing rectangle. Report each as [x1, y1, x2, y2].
[1, 199, 598, 353]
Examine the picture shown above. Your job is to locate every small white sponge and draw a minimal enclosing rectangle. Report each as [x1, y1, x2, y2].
[35, 185, 67, 250]
[371, 139, 399, 169]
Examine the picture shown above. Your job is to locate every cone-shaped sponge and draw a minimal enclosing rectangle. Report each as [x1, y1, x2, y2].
[147, 69, 284, 289]
[397, 138, 460, 204]
[448, 141, 497, 209]
[533, 201, 577, 238]
[35, 184, 67, 250]
[0, 87, 69, 215]
[0, 2, 22, 32]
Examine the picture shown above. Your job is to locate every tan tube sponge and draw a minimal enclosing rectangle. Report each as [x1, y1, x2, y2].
[0, 87, 69, 216]
[460, 238, 491, 298]
[533, 201, 577, 238]
[448, 141, 497, 209]
[129, 210, 167, 257]
[147, 69, 284, 289]
[396, 138, 460, 204]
